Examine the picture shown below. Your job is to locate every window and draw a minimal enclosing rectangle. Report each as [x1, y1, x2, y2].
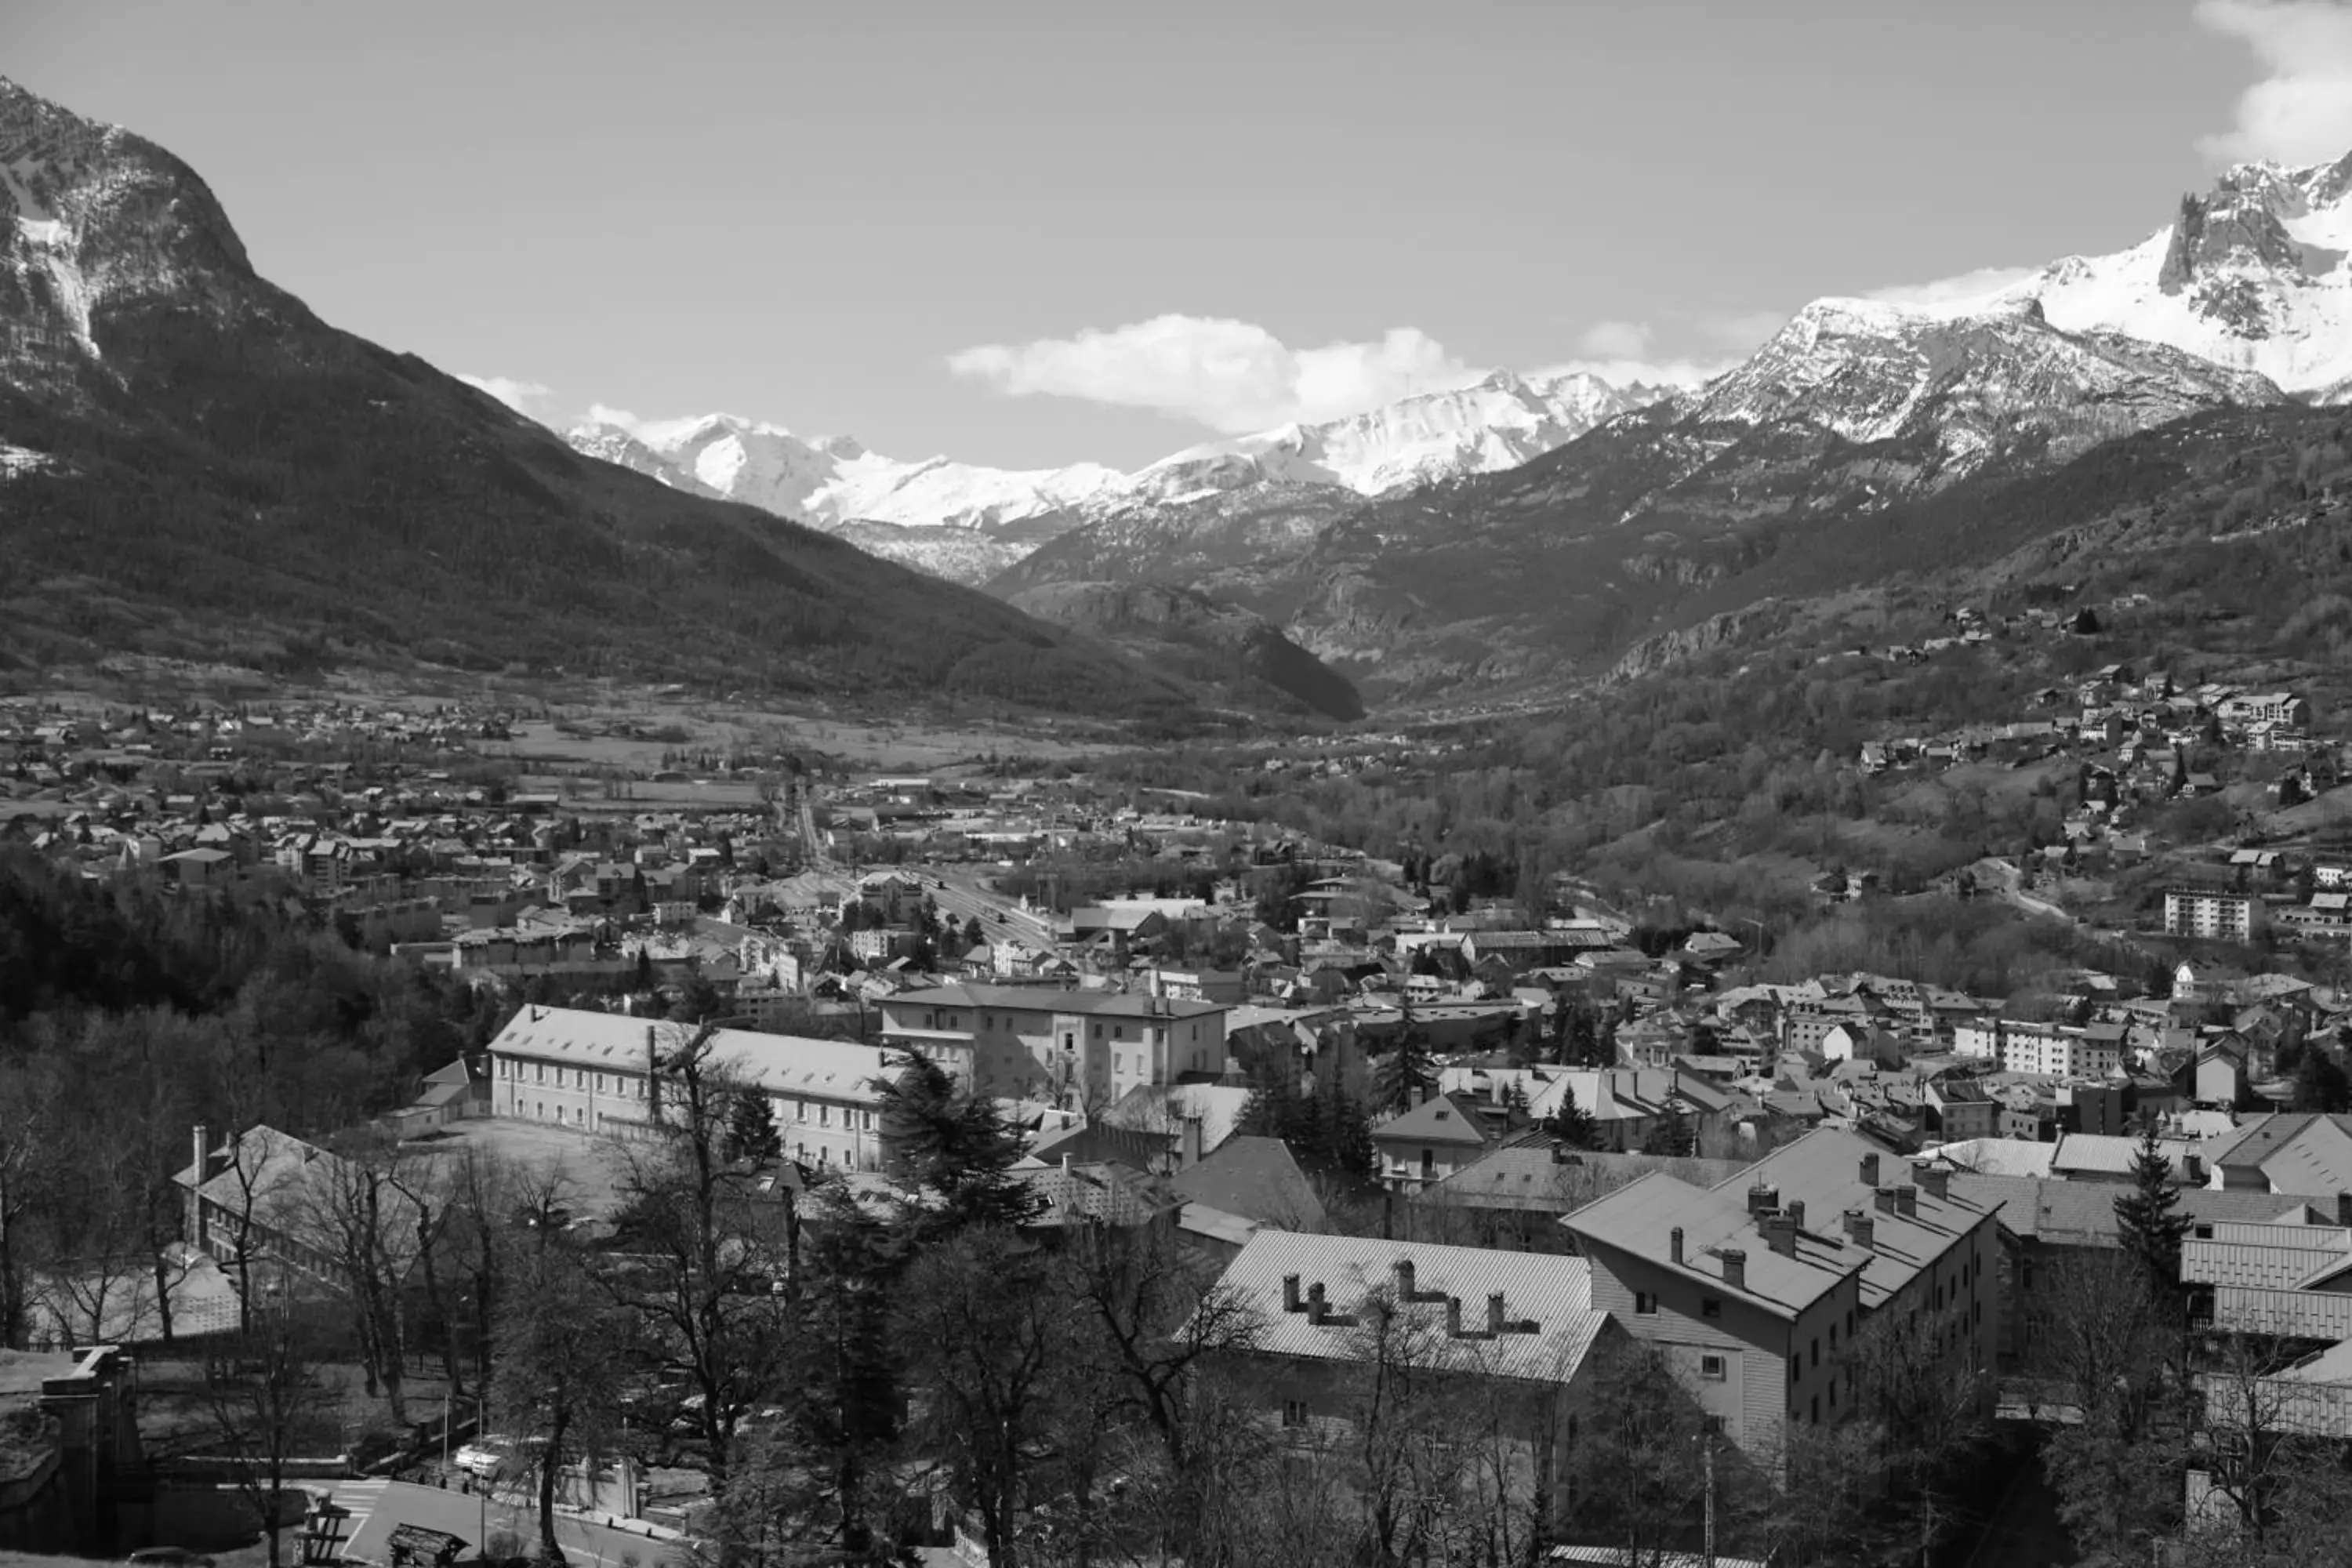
[595, 1073, 605, 1094]
[1281, 1399, 1308, 1429]
[1700, 1297, 1722, 1320]
[1634, 1291, 1658, 1316]
[535, 1063, 546, 1083]
[1830, 1323, 1838, 1349]
[797, 1101, 809, 1122]
[820, 1105, 833, 1127]
[1810, 1396, 1820, 1425]
[1811, 1338, 1820, 1370]
[1704, 1414, 1726, 1435]
[1700, 1354, 1726, 1380]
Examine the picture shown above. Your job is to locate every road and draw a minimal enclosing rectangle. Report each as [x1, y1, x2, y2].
[1972, 858, 2079, 925]
[931, 866, 1059, 948]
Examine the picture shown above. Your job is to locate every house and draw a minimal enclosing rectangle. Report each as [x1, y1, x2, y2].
[483, 1005, 903, 1171]
[1371, 1094, 1496, 1191]
[1562, 1129, 2002, 1459]
[1926, 1077, 1998, 1142]
[1416, 1146, 1750, 1254]
[877, 982, 1230, 1105]
[1191, 1232, 1614, 1534]
[2202, 1114, 2352, 1202]
[176, 1124, 425, 1284]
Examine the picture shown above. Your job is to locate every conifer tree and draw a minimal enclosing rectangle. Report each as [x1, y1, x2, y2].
[2113, 1120, 2188, 1299]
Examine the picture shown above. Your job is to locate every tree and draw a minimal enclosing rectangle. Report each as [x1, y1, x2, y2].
[2114, 1120, 2190, 1301]
[1557, 1340, 1719, 1565]
[874, 1051, 1040, 1232]
[2027, 1252, 2188, 1566]
[1370, 1005, 1436, 1116]
[492, 1181, 625, 1568]
[2290, 1049, 2350, 1114]
[725, 1091, 785, 1166]
[1639, 1105, 1696, 1158]
[200, 1306, 339, 1568]
[1541, 1084, 1599, 1150]
[897, 1227, 1067, 1568]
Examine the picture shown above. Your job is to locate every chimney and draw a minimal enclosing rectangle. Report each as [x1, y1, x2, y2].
[2339, 1193, 2352, 1229]
[1895, 1185, 1918, 1218]
[1874, 1185, 1899, 1214]
[1283, 1274, 1303, 1313]
[1306, 1282, 1327, 1325]
[1860, 1152, 1881, 1185]
[1062, 1152, 1074, 1177]
[1843, 1208, 1875, 1249]
[1180, 1115, 1203, 1171]
[1487, 1291, 1506, 1335]
[1762, 1213, 1798, 1258]
[2183, 1152, 2205, 1186]
[1671, 1226, 1685, 1265]
[1917, 1166, 1950, 1201]
[1395, 1258, 1417, 1300]
[187, 1123, 212, 1247]
[646, 1024, 662, 1120]
[1721, 1247, 1748, 1291]
[1747, 1182, 1780, 1216]
[1786, 1200, 1806, 1230]
[1446, 1296, 1464, 1337]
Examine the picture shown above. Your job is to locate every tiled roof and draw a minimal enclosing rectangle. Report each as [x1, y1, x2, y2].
[1203, 1231, 1610, 1385]
[1420, 1147, 1750, 1214]
[2183, 1224, 2352, 1290]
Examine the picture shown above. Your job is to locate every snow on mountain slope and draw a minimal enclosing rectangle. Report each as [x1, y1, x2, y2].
[1916, 152, 2352, 401]
[563, 368, 1671, 564]
[1686, 294, 2285, 474]
[1125, 369, 1666, 500]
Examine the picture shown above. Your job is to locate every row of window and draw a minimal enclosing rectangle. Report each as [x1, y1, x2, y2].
[495, 1058, 875, 1129]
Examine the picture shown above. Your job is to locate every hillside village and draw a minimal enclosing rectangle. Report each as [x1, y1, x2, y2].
[13, 677, 2352, 1565]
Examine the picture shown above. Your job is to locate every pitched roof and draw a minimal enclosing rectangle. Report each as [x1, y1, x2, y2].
[1168, 1136, 1327, 1230]
[1564, 1127, 1994, 1316]
[2202, 1113, 2352, 1197]
[1203, 1231, 1610, 1385]
[1420, 1146, 1750, 1214]
[1011, 1160, 1178, 1229]
[1372, 1094, 1494, 1148]
[486, 1005, 904, 1105]
[1948, 1174, 2311, 1245]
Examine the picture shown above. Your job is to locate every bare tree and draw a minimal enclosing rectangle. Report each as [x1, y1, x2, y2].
[199, 1305, 342, 1568]
[492, 1168, 623, 1568]
[598, 1025, 795, 1492]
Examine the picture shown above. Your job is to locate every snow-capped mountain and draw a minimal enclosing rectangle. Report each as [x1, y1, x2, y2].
[1904, 152, 2352, 401]
[568, 413, 1123, 538]
[1121, 369, 1666, 503]
[561, 368, 1669, 579]
[1681, 294, 2285, 477]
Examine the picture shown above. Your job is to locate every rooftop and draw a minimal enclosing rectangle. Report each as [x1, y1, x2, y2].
[1204, 1231, 1610, 1385]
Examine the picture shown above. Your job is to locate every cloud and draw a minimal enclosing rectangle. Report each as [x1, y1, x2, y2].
[456, 374, 552, 416]
[1863, 266, 2040, 310]
[1576, 319, 1654, 358]
[2195, 0, 2352, 165]
[947, 314, 1481, 433]
[1533, 310, 1780, 390]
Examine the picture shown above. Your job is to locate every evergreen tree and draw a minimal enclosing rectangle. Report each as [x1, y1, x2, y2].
[1640, 1105, 1695, 1157]
[1544, 1083, 1600, 1149]
[2113, 1120, 2189, 1299]
[873, 1051, 1040, 1232]
[724, 1091, 784, 1165]
[2292, 1047, 2351, 1113]
[1370, 1002, 1437, 1115]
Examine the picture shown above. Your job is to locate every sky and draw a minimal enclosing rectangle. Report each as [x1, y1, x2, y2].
[13, 0, 2352, 470]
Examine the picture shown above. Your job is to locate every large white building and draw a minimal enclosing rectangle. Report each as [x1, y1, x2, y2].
[2165, 887, 2254, 943]
[485, 1005, 904, 1171]
[877, 982, 1230, 1105]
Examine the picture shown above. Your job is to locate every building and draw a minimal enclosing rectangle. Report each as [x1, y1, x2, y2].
[484, 1005, 903, 1171]
[1192, 1231, 1613, 1533]
[1562, 1129, 2001, 1460]
[876, 983, 1229, 1105]
[1998, 1022, 2123, 1080]
[1370, 1093, 1497, 1191]
[2164, 888, 2255, 943]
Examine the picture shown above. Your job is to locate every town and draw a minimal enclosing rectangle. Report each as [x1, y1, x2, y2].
[2, 663, 2351, 1568]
